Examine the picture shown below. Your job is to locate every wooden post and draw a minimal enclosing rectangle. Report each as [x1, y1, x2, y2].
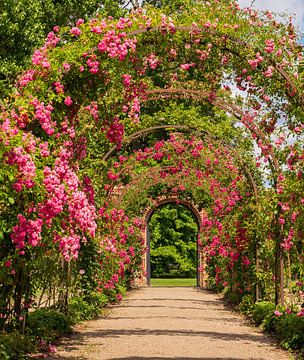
[146, 224, 151, 286]
[279, 249, 284, 304]
[255, 243, 260, 301]
[274, 236, 284, 305]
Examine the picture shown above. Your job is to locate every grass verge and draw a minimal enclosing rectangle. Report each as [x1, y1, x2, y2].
[150, 278, 197, 286]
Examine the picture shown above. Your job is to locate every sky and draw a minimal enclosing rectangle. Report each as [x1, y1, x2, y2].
[238, 0, 304, 42]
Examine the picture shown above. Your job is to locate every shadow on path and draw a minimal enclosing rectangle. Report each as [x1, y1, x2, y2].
[111, 357, 267, 360]
[61, 327, 270, 345]
[51, 356, 267, 360]
[117, 305, 221, 311]
[104, 316, 241, 323]
[48, 288, 287, 360]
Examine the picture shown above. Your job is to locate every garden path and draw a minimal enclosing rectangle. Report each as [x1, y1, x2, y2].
[50, 287, 290, 360]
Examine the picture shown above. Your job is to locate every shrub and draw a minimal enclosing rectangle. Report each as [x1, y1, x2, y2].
[116, 285, 127, 297]
[275, 314, 304, 350]
[68, 296, 102, 322]
[223, 287, 242, 305]
[260, 311, 278, 332]
[104, 285, 127, 303]
[251, 302, 304, 351]
[84, 292, 109, 310]
[252, 301, 276, 326]
[238, 294, 255, 316]
[26, 308, 72, 343]
[0, 332, 35, 360]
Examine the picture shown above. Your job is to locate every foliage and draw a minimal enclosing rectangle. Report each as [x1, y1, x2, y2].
[67, 291, 109, 323]
[249, 301, 304, 351]
[252, 301, 276, 326]
[0, 332, 35, 360]
[275, 313, 304, 350]
[149, 204, 198, 277]
[238, 294, 255, 316]
[83, 292, 109, 310]
[68, 296, 103, 322]
[142, 0, 185, 10]
[26, 308, 72, 342]
[0, 332, 36, 360]
[0, 0, 127, 97]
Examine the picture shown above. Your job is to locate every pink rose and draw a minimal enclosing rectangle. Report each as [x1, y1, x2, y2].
[274, 310, 282, 317]
[64, 96, 73, 106]
[5, 260, 12, 268]
[70, 27, 81, 36]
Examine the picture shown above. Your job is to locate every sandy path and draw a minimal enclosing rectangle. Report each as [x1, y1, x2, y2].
[50, 287, 290, 360]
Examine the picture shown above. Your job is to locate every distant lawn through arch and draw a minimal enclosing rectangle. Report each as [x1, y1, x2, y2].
[148, 203, 199, 287]
[150, 278, 197, 286]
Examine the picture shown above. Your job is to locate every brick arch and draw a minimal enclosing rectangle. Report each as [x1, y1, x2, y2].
[144, 196, 205, 230]
[136, 196, 207, 287]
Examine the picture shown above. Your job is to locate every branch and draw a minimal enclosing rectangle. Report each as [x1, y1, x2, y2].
[130, 0, 140, 8]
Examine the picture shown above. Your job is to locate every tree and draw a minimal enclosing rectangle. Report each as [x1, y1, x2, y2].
[149, 204, 198, 277]
[142, 0, 185, 9]
[0, 0, 127, 97]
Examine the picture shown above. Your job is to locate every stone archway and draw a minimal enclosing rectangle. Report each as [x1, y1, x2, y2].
[136, 196, 207, 288]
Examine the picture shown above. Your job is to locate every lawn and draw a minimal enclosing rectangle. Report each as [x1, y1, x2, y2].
[150, 278, 197, 286]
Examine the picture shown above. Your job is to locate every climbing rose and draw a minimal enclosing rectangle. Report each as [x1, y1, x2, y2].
[70, 27, 81, 36]
[274, 310, 282, 317]
[64, 96, 73, 106]
[5, 260, 12, 268]
[242, 256, 250, 266]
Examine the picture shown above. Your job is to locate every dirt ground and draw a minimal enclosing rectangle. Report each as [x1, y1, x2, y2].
[49, 287, 291, 360]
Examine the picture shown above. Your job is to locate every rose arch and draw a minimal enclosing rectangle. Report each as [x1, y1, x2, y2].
[1, 0, 304, 332]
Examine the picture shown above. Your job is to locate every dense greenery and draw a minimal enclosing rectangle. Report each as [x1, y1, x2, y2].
[149, 204, 198, 278]
[0, 0, 187, 97]
[238, 298, 304, 356]
[0, 0, 128, 96]
[0, 290, 113, 359]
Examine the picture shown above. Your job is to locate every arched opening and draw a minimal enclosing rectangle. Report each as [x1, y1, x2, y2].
[144, 199, 203, 287]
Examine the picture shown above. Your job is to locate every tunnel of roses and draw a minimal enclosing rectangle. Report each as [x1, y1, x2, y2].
[0, 0, 304, 333]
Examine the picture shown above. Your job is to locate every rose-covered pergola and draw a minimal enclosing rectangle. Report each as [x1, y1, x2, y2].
[1, 0, 304, 330]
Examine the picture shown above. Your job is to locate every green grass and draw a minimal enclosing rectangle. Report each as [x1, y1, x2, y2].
[150, 278, 197, 286]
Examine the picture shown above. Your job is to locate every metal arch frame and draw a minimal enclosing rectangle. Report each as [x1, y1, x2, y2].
[105, 149, 244, 206]
[104, 133, 260, 294]
[96, 21, 297, 180]
[88, 23, 301, 97]
[88, 20, 292, 302]
[124, 25, 301, 102]
[102, 124, 207, 162]
[143, 88, 281, 173]
[97, 22, 291, 301]
[102, 87, 280, 177]
[103, 123, 259, 201]
[108, 164, 231, 209]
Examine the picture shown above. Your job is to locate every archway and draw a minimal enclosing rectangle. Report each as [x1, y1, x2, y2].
[143, 197, 206, 287]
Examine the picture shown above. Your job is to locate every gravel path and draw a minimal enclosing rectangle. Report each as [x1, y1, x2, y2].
[50, 287, 290, 360]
